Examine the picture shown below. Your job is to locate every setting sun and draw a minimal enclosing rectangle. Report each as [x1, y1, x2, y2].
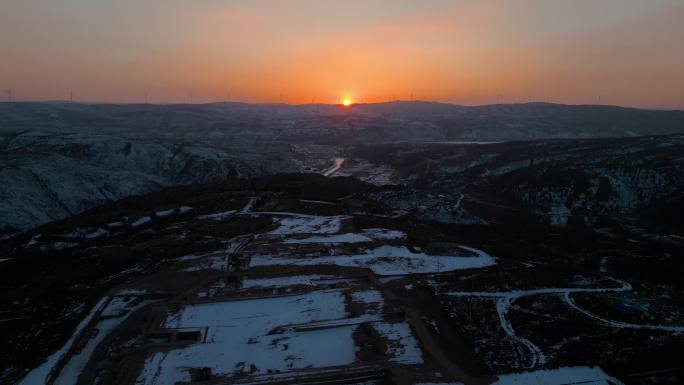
[342, 99, 352, 106]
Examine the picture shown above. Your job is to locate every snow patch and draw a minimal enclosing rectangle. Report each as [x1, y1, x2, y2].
[492, 366, 624, 385]
[136, 290, 356, 384]
[131, 216, 151, 227]
[373, 322, 423, 364]
[242, 275, 340, 289]
[17, 297, 109, 385]
[268, 215, 346, 235]
[250, 245, 496, 276]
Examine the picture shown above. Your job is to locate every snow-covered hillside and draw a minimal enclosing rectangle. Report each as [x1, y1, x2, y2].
[356, 135, 684, 231]
[0, 131, 297, 232]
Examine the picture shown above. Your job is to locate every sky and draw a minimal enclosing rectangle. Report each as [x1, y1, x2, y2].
[1, 0, 683, 108]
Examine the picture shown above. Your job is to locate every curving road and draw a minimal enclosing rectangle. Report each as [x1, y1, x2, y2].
[446, 278, 633, 369]
[322, 157, 346, 177]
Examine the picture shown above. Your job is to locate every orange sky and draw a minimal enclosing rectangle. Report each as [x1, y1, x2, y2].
[1, 0, 683, 108]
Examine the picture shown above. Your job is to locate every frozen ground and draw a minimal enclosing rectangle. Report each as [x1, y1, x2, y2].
[181, 249, 230, 272]
[54, 297, 149, 385]
[131, 216, 151, 227]
[18, 295, 148, 385]
[349, 289, 424, 364]
[197, 210, 236, 221]
[17, 297, 109, 385]
[283, 228, 406, 244]
[155, 206, 192, 218]
[492, 366, 624, 385]
[264, 214, 348, 235]
[333, 158, 397, 186]
[250, 245, 496, 276]
[241, 274, 346, 289]
[373, 322, 424, 364]
[136, 290, 357, 384]
[283, 233, 372, 244]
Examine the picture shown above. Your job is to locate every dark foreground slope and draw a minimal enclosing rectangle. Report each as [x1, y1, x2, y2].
[1, 173, 682, 385]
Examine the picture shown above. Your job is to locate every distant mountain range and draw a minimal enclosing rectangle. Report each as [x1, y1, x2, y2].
[1, 101, 683, 142]
[1, 101, 682, 233]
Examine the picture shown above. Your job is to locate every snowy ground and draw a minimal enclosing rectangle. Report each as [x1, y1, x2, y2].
[155, 206, 192, 218]
[266, 214, 347, 235]
[283, 233, 372, 244]
[17, 298, 109, 385]
[54, 297, 149, 385]
[197, 210, 236, 221]
[18, 295, 148, 385]
[241, 274, 351, 289]
[251, 245, 495, 276]
[283, 228, 406, 244]
[242, 274, 353, 289]
[492, 366, 624, 385]
[180, 249, 230, 272]
[136, 290, 358, 384]
[333, 158, 396, 186]
[373, 322, 424, 364]
[350, 289, 424, 364]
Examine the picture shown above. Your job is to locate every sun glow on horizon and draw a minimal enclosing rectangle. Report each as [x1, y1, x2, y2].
[342, 99, 352, 106]
[2, 2, 683, 108]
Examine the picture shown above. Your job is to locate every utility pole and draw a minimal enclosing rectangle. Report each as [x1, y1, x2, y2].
[70, 89, 73, 103]
[190, 89, 193, 104]
[145, 91, 149, 104]
[6, 89, 12, 102]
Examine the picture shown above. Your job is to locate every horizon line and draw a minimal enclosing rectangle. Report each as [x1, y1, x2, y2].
[1, 99, 682, 111]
